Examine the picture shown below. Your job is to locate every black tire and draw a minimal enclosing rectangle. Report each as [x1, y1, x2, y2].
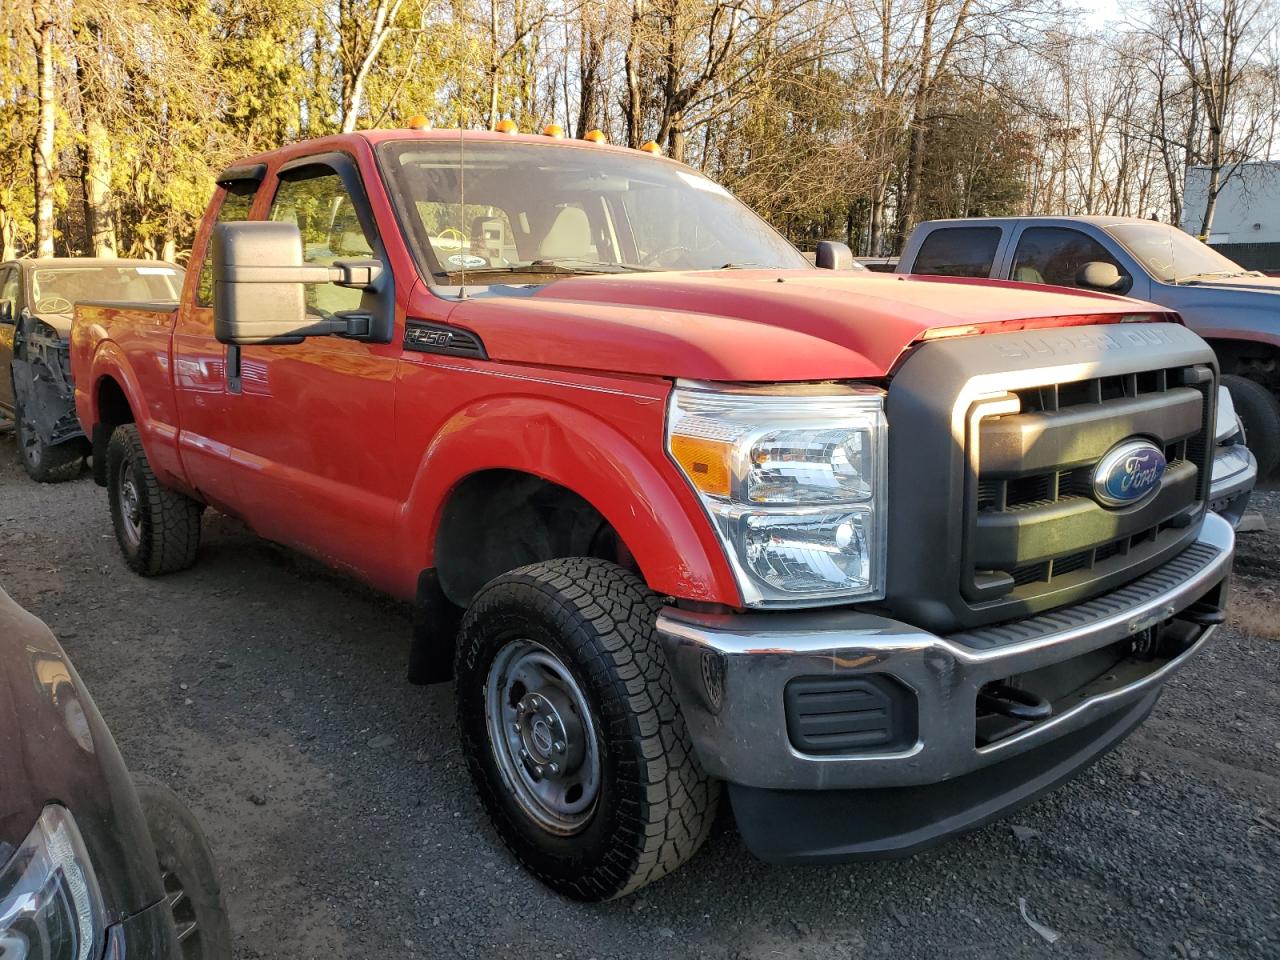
[1222, 374, 1280, 478]
[133, 775, 232, 960]
[107, 424, 203, 575]
[15, 396, 84, 482]
[455, 558, 718, 901]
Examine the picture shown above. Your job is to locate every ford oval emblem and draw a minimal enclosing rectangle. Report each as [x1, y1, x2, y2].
[1092, 439, 1167, 507]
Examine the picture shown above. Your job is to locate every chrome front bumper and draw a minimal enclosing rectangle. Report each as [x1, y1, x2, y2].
[657, 511, 1234, 793]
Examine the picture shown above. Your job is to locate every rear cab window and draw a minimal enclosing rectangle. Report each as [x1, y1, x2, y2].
[910, 227, 1002, 278]
[196, 180, 260, 307]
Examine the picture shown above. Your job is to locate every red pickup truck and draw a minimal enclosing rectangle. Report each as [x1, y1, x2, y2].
[70, 129, 1235, 900]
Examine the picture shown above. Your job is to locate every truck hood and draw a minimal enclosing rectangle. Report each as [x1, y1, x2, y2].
[1179, 274, 1280, 296]
[443, 270, 1171, 381]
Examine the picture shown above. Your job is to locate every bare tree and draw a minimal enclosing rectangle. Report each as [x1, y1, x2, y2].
[26, 0, 56, 257]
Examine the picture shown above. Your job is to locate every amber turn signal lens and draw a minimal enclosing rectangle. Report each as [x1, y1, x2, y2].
[406, 114, 431, 130]
[495, 118, 519, 134]
[670, 435, 732, 497]
[639, 140, 662, 154]
[542, 123, 565, 138]
[583, 129, 607, 143]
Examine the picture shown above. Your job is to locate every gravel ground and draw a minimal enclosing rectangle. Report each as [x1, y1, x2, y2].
[0, 430, 1277, 960]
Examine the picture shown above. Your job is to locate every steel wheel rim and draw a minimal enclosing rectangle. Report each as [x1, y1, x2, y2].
[117, 457, 142, 547]
[484, 638, 601, 835]
[159, 861, 201, 958]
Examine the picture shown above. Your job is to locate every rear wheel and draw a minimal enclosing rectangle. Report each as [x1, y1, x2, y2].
[107, 424, 203, 575]
[15, 396, 83, 482]
[133, 775, 232, 960]
[1222, 374, 1280, 478]
[455, 558, 718, 901]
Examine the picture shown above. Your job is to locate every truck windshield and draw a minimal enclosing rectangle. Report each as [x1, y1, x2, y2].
[377, 140, 809, 283]
[1104, 222, 1247, 283]
[29, 264, 184, 313]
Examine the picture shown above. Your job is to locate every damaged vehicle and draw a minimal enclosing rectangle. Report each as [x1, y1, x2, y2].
[0, 258, 184, 482]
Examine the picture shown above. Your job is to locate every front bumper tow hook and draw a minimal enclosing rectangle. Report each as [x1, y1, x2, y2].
[1181, 602, 1227, 627]
[977, 682, 1053, 722]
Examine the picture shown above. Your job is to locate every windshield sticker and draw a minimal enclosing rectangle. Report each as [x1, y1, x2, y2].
[676, 171, 731, 197]
[447, 254, 489, 268]
[135, 266, 177, 275]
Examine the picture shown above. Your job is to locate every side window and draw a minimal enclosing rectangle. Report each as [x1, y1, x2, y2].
[910, 227, 1002, 278]
[1010, 227, 1126, 288]
[269, 169, 375, 317]
[196, 181, 259, 307]
[0, 269, 18, 321]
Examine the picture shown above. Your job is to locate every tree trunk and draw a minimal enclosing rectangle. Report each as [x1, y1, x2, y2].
[623, 0, 645, 147]
[29, 0, 57, 259]
[76, 21, 117, 257]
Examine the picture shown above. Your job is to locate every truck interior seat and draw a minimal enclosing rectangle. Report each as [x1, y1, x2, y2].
[538, 206, 595, 261]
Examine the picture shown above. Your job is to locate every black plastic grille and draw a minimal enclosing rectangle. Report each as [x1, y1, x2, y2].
[783, 676, 917, 755]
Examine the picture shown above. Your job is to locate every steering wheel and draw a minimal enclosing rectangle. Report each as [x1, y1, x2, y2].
[641, 244, 693, 268]
[35, 296, 73, 314]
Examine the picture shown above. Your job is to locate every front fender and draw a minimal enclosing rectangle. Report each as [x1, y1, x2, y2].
[400, 394, 741, 606]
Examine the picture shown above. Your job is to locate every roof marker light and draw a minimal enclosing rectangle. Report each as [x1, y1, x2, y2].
[495, 119, 519, 134]
[542, 123, 565, 138]
[406, 114, 431, 130]
[583, 129, 607, 143]
[639, 140, 662, 154]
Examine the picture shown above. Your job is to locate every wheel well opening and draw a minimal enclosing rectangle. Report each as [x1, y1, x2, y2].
[434, 470, 636, 607]
[96, 376, 134, 428]
[1205, 339, 1280, 391]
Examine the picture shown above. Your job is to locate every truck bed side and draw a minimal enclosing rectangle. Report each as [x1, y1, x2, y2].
[71, 300, 188, 491]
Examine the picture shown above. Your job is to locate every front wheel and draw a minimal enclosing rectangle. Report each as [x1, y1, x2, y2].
[15, 396, 83, 482]
[133, 775, 232, 960]
[1222, 374, 1280, 478]
[107, 424, 203, 575]
[455, 558, 718, 901]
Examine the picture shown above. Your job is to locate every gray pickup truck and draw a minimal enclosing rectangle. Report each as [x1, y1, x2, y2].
[897, 216, 1280, 478]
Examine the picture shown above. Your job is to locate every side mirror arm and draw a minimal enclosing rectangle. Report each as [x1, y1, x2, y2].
[219, 259, 383, 291]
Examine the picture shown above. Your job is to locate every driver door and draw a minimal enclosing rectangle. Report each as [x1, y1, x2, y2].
[0, 266, 19, 412]
[217, 156, 404, 587]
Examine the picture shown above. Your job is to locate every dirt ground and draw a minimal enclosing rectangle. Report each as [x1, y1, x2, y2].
[0, 430, 1276, 960]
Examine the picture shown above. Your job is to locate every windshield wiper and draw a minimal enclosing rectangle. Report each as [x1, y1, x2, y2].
[1174, 270, 1250, 283]
[528, 258, 655, 273]
[439, 260, 655, 282]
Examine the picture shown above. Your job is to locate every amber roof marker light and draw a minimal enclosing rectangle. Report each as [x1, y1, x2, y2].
[542, 123, 565, 138]
[495, 119, 519, 134]
[584, 129, 607, 143]
[639, 140, 663, 154]
[406, 114, 431, 130]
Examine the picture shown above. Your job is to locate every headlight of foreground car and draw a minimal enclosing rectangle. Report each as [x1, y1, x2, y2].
[667, 383, 887, 607]
[0, 807, 105, 960]
[1215, 384, 1241, 444]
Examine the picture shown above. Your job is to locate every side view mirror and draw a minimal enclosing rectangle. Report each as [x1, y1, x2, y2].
[212, 221, 383, 346]
[1077, 261, 1128, 292]
[815, 240, 855, 270]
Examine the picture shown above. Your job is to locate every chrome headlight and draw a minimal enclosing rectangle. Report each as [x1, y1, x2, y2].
[0, 807, 105, 960]
[667, 383, 887, 607]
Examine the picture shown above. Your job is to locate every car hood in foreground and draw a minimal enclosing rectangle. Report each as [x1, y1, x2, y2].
[0, 587, 164, 922]
[438, 270, 1175, 381]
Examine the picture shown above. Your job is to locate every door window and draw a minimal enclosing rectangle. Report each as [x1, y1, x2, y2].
[269, 169, 375, 317]
[0, 268, 18, 322]
[1009, 227, 1127, 289]
[196, 180, 259, 306]
[911, 227, 1001, 278]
